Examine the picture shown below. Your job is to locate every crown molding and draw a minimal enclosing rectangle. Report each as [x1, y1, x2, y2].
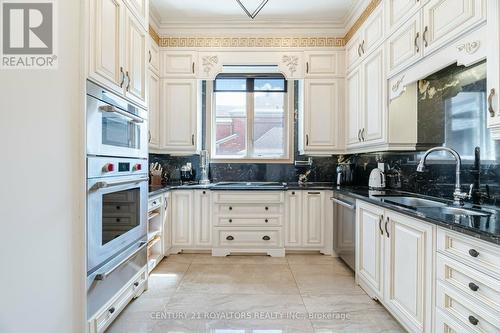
[159, 36, 345, 48]
[344, 0, 381, 43]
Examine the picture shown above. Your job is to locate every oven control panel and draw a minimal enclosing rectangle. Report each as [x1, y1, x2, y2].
[88, 156, 148, 179]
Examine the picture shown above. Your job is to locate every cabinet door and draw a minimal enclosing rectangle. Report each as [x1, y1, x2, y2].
[361, 5, 384, 57]
[356, 201, 384, 300]
[303, 79, 341, 154]
[124, 10, 147, 107]
[346, 34, 362, 72]
[487, 0, 500, 137]
[387, 13, 422, 75]
[123, 0, 148, 29]
[346, 68, 362, 146]
[304, 52, 340, 77]
[361, 48, 385, 144]
[162, 192, 172, 254]
[423, 0, 485, 55]
[172, 191, 193, 247]
[89, 0, 124, 93]
[194, 190, 212, 248]
[302, 191, 325, 248]
[148, 37, 160, 76]
[384, 211, 434, 333]
[148, 71, 160, 148]
[161, 51, 197, 77]
[160, 79, 198, 153]
[285, 191, 302, 247]
[386, 0, 422, 33]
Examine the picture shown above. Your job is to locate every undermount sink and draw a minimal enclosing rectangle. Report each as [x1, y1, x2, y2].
[420, 206, 491, 217]
[375, 196, 447, 208]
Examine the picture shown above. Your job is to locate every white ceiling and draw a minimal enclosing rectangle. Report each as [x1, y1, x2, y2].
[150, 0, 365, 37]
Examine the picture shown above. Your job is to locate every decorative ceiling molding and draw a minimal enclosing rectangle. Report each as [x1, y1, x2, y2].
[344, 0, 381, 44]
[159, 37, 345, 48]
[149, 26, 160, 46]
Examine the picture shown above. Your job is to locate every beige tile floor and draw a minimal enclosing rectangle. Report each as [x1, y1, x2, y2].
[107, 254, 405, 333]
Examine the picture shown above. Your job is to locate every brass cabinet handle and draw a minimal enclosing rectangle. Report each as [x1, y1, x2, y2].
[226, 235, 234, 241]
[414, 32, 420, 53]
[423, 26, 429, 47]
[262, 236, 271, 241]
[306, 62, 309, 73]
[126, 71, 131, 91]
[488, 88, 496, 117]
[378, 216, 384, 235]
[385, 217, 390, 238]
[119, 67, 125, 88]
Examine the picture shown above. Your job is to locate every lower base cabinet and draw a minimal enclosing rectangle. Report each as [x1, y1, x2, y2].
[356, 200, 434, 333]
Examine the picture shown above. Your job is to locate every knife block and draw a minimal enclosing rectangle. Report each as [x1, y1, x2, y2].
[151, 175, 162, 186]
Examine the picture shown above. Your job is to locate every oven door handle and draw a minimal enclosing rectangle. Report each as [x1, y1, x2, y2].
[330, 197, 356, 210]
[94, 241, 147, 281]
[90, 177, 149, 191]
[99, 105, 144, 124]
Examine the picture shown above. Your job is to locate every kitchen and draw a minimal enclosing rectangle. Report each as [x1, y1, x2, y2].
[1, 0, 500, 332]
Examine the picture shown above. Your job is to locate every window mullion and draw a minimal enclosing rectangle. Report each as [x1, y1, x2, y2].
[247, 91, 254, 159]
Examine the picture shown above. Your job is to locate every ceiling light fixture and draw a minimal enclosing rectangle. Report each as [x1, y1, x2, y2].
[236, 0, 269, 19]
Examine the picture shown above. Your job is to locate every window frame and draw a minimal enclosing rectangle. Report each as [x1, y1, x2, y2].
[206, 75, 294, 164]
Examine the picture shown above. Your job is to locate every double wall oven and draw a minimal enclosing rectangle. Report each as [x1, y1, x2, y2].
[86, 80, 148, 318]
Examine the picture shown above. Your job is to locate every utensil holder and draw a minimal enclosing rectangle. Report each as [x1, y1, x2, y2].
[151, 175, 162, 186]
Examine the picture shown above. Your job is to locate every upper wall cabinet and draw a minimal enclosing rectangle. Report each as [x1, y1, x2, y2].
[346, 5, 384, 73]
[148, 37, 160, 76]
[300, 79, 343, 155]
[123, 0, 148, 30]
[148, 70, 160, 149]
[385, 0, 423, 34]
[488, 0, 500, 138]
[422, 0, 486, 55]
[160, 51, 197, 78]
[88, 0, 148, 108]
[304, 52, 344, 77]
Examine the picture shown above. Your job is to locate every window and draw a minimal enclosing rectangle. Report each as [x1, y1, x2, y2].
[210, 75, 292, 162]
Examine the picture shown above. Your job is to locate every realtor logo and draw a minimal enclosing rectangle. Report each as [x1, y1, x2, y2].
[1, 0, 57, 69]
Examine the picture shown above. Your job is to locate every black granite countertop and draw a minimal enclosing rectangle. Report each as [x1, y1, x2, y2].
[333, 186, 500, 246]
[148, 182, 500, 245]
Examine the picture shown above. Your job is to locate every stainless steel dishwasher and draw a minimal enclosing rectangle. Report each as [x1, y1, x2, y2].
[331, 193, 356, 270]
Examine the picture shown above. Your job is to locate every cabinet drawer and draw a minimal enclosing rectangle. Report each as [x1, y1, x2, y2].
[437, 228, 500, 280]
[216, 203, 282, 215]
[436, 282, 500, 332]
[215, 228, 282, 248]
[148, 195, 163, 211]
[437, 253, 500, 313]
[216, 217, 281, 227]
[90, 269, 147, 333]
[435, 308, 468, 333]
[213, 191, 284, 204]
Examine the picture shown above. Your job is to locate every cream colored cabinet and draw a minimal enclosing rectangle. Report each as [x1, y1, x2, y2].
[346, 33, 363, 73]
[159, 79, 199, 154]
[488, 0, 500, 138]
[88, 0, 147, 107]
[385, 0, 423, 33]
[148, 71, 160, 148]
[356, 201, 385, 300]
[422, 0, 485, 55]
[148, 37, 160, 76]
[301, 79, 343, 155]
[171, 190, 194, 249]
[123, 0, 148, 29]
[88, 0, 124, 94]
[193, 190, 212, 248]
[383, 211, 434, 333]
[162, 192, 172, 255]
[302, 191, 326, 248]
[123, 11, 147, 106]
[361, 48, 385, 145]
[304, 51, 343, 77]
[160, 51, 197, 77]
[347, 48, 386, 150]
[360, 5, 385, 57]
[284, 190, 302, 247]
[387, 12, 423, 75]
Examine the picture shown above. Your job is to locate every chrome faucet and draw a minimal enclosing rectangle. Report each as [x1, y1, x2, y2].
[416, 147, 472, 206]
[298, 170, 311, 185]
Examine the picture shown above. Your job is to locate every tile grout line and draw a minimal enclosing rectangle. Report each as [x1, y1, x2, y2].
[286, 257, 315, 332]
